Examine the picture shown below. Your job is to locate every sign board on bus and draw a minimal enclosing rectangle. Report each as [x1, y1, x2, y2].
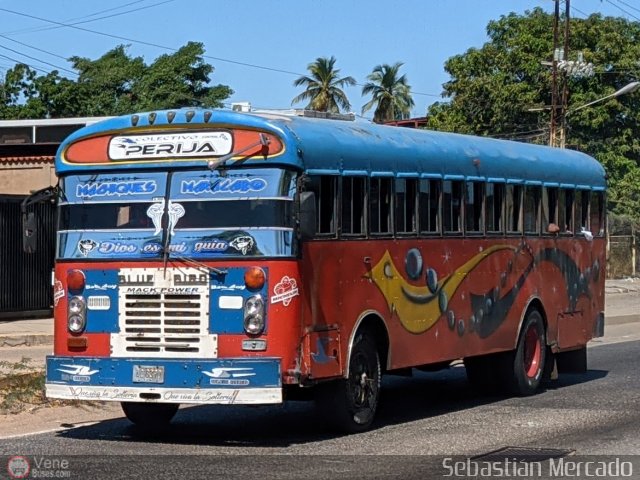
[108, 131, 233, 160]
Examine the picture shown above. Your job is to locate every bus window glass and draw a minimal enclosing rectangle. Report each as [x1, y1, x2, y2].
[307, 175, 337, 235]
[558, 189, 574, 234]
[542, 187, 558, 233]
[465, 181, 484, 233]
[341, 177, 366, 236]
[419, 179, 440, 234]
[443, 180, 463, 233]
[523, 186, 541, 235]
[506, 184, 522, 233]
[395, 178, 417, 234]
[486, 183, 504, 234]
[590, 192, 605, 236]
[370, 177, 392, 235]
[578, 190, 590, 231]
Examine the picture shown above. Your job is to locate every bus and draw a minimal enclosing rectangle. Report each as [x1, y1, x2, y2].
[27, 109, 606, 433]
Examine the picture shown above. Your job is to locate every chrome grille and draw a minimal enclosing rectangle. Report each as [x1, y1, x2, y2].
[111, 268, 217, 358]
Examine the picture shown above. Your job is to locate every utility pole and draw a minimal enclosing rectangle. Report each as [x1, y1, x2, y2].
[559, 0, 570, 148]
[549, 0, 560, 147]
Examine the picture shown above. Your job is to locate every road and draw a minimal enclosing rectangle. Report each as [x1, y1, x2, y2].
[1, 326, 639, 479]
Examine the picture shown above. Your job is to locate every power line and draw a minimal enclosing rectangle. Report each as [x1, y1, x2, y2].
[0, 42, 76, 74]
[0, 52, 53, 75]
[605, 0, 640, 22]
[0, 0, 176, 36]
[0, 6, 442, 99]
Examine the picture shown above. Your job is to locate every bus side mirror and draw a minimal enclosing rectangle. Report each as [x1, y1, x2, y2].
[299, 191, 317, 240]
[23, 212, 38, 253]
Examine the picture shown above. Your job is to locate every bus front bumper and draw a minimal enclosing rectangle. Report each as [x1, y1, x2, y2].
[45, 356, 282, 405]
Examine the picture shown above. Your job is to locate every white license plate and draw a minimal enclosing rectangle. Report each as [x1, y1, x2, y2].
[132, 365, 165, 384]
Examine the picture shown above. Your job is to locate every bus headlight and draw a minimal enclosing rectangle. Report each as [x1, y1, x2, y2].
[68, 296, 86, 333]
[243, 295, 265, 335]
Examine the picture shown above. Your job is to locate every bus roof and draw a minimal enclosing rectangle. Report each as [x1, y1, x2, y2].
[56, 109, 606, 189]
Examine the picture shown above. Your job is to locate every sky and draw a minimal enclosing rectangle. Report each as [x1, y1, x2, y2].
[0, 0, 637, 119]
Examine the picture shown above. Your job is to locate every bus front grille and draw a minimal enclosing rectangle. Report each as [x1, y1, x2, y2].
[111, 268, 217, 358]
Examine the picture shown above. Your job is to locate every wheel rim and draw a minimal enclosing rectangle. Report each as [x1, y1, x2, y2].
[523, 325, 542, 379]
[349, 351, 377, 409]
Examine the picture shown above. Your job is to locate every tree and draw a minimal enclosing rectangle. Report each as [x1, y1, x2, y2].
[291, 56, 355, 112]
[426, 8, 640, 220]
[0, 41, 233, 119]
[361, 62, 414, 123]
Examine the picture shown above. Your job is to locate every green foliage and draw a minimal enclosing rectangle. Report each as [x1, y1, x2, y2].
[0, 42, 232, 118]
[361, 62, 414, 123]
[426, 8, 640, 221]
[292, 56, 356, 112]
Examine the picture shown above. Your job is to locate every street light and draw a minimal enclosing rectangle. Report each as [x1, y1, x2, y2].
[558, 80, 640, 148]
[567, 81, 640, 114]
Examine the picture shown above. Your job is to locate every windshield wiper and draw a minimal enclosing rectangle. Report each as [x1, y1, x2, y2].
[208, 133, 270, 171]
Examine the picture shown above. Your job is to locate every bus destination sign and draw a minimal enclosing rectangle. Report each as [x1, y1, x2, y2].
[108, 131, 233, 160]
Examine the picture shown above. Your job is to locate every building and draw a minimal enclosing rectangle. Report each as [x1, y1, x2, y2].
[0, 117, 105, 318]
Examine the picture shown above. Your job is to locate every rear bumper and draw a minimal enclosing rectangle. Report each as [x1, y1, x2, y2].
[45, 356, 282, 405]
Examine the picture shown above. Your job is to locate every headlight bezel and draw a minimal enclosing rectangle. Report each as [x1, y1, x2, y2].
[67, 295, 87, 334]
[243, 294, 265, 335]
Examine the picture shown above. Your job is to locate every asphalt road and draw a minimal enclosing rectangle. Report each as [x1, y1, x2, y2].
[1, 336, 639, 479]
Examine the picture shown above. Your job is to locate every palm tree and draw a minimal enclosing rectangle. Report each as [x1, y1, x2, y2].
[361, 62, 415, 123]
[291, 56, 356, 113]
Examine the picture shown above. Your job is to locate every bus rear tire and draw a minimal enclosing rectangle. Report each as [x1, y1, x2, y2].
[504, 309, 546, 396]
[121, 402, 179, 429]
[316, 331, 381, 434]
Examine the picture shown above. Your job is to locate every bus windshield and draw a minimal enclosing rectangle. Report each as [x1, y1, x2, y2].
[57, 168, 297, 259]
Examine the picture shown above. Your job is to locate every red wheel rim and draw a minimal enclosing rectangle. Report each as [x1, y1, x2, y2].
[523, 325, 542, 379]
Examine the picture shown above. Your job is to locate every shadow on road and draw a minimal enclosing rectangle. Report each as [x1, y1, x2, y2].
[57, 365, 609, 447]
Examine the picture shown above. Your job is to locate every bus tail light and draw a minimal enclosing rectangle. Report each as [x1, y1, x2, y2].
[243, 295, 265, 335]
[67, 269, 86, 293]
[244, 267, 265, 290]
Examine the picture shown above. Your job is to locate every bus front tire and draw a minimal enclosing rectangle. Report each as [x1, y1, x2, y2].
[504, 309, 547, 396]
[316, 332, 381, 434]
[121, 402, 179, 429]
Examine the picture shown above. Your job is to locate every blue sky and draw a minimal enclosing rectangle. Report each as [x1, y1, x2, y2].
[0, 1, 636, 118]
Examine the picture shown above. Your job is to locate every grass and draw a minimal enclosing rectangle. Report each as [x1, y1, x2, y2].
[0, 357, 100, 414]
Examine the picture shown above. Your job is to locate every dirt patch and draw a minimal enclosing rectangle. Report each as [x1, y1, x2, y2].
[0, 357, 102, 415]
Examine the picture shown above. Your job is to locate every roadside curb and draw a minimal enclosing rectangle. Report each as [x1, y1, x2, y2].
[607, 314, 639, 326]
[0, 315, 636, 348]
[0, 334, 54, 348]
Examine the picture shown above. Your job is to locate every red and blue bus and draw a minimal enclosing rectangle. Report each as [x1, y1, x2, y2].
[31, 109, 606, 432]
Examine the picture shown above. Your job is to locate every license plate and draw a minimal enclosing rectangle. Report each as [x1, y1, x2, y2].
[132, 365, 165, 384]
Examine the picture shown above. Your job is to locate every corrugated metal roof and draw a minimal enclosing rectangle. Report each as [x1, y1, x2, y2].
[0, 155, 54, 164]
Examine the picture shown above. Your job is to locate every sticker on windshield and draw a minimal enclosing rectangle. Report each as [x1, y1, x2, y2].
[76, 180, 157, 199]
[230, 236, 254, 255]
[77, 239, 97, 257]
[180, 178, 267, 196]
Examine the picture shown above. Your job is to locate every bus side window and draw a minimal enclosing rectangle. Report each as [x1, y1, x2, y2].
[341, 176, 366, 236]
[465, 181, 484, 234]
[590, 191, 605, 236]
[419, 179, 441, 234]
[558, 189, 574, 234]
[506, 184, 522, 234]
[307, 175, 337, 236]
[542, 187, 558, 234]
[486, 182, 504, 234]
[370, 177, 393, 236]
[523, 185, 541, 235]
[395, 178, 417, 235]
[577, 190, 590, 232]
[443, 180, 463, 234]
